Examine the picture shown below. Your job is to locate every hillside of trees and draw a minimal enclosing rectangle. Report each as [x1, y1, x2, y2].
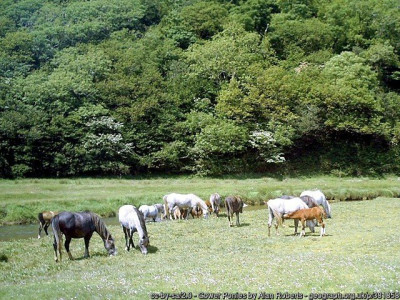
[0, 0, 399, 177]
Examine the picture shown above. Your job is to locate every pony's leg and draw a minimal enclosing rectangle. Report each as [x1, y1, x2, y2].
[84, 235, 92, 258]
[235, 212, 240, 226]
[53, 235, 59, 262]
[300, 220, 306, 237]
[65, 236, 74, 260]
[122, 227, 129, 251]
[38, 223, 43, 239]
[268, 214, 273, 237]
[169, 205, 174, 220]
[319, 219, 326, 237]
[306, 220, 315, 233]
[185, 207, 191, 220]
[129, 229, 135, 250]
[294, 219, 299, 235]
[44, 223, 50, 236]
[163, 203, 169, 220]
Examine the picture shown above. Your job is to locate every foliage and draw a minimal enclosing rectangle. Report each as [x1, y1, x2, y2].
[0, 0, 399, 177]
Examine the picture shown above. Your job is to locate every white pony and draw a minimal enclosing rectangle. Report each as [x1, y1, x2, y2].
[118, 205, 150, 254]
[209, 193, 221, 217]
[163, 193, 209, 220]
[266, 197, 315, 236]
[300, 190, 332, 218]
[139, 204, 164, 222]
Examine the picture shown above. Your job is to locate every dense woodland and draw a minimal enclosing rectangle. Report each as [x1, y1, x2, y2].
[0, 0, 399, 177]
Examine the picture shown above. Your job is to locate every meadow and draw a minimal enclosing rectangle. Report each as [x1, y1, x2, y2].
[0, 176, 400, 298]
[0, 197, 400, 299]
[1, 175, 400, 224]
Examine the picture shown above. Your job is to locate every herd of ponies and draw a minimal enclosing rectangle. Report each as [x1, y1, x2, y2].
[37, 189, 332, 262]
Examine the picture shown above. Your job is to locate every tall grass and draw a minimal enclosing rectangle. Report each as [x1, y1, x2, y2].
[0, 198, 399, 297]
[0, 176, 399, 224]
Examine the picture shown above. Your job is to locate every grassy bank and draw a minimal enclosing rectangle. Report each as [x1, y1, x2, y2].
[0, 176, 399, 224]
[1, 197, 399, 298]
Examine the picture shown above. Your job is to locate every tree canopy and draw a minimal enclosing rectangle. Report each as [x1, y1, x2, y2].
[1, 0, 399, 177]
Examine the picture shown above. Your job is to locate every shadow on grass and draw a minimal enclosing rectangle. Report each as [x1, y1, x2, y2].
[73, 252, 107, 260]
[147, 245, 158, 254]
[117, 245, 159, 255]
[283, 233, 332, 237]
[226, 223, 251, 227]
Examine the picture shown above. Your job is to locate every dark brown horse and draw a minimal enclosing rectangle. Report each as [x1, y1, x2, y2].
[51, 211, 116, 262]
[225, 195, 244, 227]
[38, 211, 58, 239]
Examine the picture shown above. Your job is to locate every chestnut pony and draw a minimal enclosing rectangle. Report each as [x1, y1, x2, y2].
[285, 206, 327, 237]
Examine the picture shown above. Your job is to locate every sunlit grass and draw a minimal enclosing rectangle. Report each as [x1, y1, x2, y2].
[1, 197, 400, 298]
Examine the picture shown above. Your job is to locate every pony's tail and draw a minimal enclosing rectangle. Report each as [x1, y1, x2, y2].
[270, 207, 283, 227]
[320, 206, 327, 219]
[163, 195, 170, 219]
[325, 200, 332, 218]
[38, 212, 45, 225]
[51, 216, 62, 262]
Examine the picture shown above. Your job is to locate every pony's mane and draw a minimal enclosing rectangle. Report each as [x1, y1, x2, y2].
[89, 212, 112, 240]
[132, 206, 148, 237]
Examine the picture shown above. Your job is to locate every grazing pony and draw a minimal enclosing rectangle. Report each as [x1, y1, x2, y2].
[300, 190, 331, 218]
[284, 206, 327, 237]
[300, 195, 318, 208]
[163, 193, 209, 220]
[119, 205, 150, 254]
[209, 193, 221, 217]
[173, 206, 183, 220]
[52, 211, 116, 262]
[225, 196, 244, 227]
[274, 196, 317, 231]
[205, 200, 213, 214]
[280, 195, 295, 199]
[139, 204, 164, 222]
[38, 210, 58, 239]
[266, 197, 315, 236]
[190, 206, 203, 218]
[278, 195, 318, 208]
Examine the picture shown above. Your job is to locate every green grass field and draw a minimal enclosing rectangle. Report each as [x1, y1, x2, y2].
[1, 176, 400, 224]
[1, 197, 400, 298]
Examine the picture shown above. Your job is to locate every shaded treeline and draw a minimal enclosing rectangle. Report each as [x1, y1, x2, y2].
[0, 0, 399, 177]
